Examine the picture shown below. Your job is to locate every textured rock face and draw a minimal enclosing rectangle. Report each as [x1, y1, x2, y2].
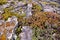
[0, 0, 60, 40]
[0, 16, 18, 40]
[19, 26, 32, 40]
[26, 3, 32, 17]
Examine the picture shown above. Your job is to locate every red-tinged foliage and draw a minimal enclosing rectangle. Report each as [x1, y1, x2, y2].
[26, 12, 60, 29]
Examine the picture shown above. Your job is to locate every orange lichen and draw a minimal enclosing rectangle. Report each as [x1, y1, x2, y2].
[6, 22, 11, 27]
[11, 22, 15, 27]
[1, 34, 6, 40]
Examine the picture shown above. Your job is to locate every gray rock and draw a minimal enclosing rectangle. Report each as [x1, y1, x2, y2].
[19, 26, 32, 40]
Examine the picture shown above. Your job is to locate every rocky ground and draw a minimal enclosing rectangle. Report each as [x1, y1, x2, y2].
[0, 0, 60, 40]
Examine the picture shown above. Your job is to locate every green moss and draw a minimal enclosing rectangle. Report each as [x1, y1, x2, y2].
[32, 4, 43, 11]
[32, 36, 38, 40]
[16, 36, 20, 40]
[0, 0, 7, 5]
[18, 0, 22, 1]
[32, 26, 42, 40]
[15, 26, 22, 36]
[2, 7, 26, 20]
